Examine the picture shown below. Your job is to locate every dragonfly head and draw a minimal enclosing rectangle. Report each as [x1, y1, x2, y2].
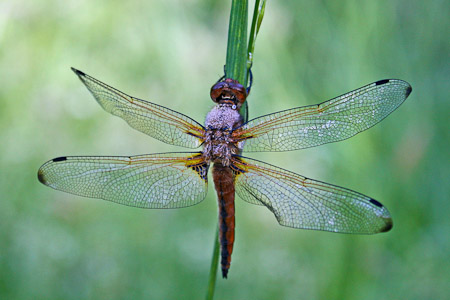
[210, 78, 247, 109]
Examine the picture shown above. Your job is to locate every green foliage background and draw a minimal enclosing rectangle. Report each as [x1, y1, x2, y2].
[0, 0, 448, 299]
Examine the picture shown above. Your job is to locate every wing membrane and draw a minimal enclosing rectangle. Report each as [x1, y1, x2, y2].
[232, 156, 392, 234]
[72, 68, 205, 148]
[236, 79, 412, 152]
[38, 152, 208, 208]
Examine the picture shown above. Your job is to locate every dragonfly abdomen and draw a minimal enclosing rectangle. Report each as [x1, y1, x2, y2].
[212, 162, 236, 278]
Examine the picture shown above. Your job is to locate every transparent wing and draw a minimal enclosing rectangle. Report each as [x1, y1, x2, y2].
[235, 79, 412, 152]
[72, 68, 205, 148]
[232, 156, 392, 234]
[38, 152, 209, 208]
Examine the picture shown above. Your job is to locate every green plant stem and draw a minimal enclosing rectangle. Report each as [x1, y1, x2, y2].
[205, 1, 249, 299]
[225, 0, 248, 85]
[205, 226, 220, 300]
[226, 0, 248, 122]
[247, 0, 266, 75]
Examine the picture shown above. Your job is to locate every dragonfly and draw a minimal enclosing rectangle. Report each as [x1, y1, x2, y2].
[38, 68, 412, 278]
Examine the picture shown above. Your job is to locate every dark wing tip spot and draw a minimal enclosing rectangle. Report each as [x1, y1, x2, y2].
[52, 156, 67, 162]
[71, 67, 85, 76]
[405, 85, 412, 98]
[369, 198, 383, 208]
[380, 218, 393, 232]
[37, 169, 46, 184]
[375, 79, 390, 86]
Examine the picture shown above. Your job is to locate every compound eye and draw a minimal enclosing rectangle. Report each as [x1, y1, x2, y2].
[210, 82, 226, 102]
[233, 88, 247, 105]
[227, 82, 247, 105]
[210, 78, 248, 105]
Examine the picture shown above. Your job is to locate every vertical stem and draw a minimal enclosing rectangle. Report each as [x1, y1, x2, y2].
[225, 0, 248, 122]
[206, 1, 248, 299]
[247, 0, 266, 73]
[205, 226, 220, 300]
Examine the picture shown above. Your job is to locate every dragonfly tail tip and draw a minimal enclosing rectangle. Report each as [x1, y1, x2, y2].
[221, 268, 228, 279]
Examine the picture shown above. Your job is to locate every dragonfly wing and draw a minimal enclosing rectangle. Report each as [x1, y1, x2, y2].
[38, 152, 208, 208]
[236, 79, 412, 152]
[232, 156, 392, 234]
[72, 68, 205, 148]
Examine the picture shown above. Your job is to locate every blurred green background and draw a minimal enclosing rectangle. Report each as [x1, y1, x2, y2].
[1, 0, 448, 299]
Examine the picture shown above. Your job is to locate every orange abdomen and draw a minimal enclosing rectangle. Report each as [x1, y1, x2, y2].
[212, 163, 235, 278]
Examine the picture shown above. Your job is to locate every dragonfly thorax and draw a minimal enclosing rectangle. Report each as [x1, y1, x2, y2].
[203, 104, 243, 166]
